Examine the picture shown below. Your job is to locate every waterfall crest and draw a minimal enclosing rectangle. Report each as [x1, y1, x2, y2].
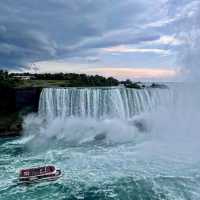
[38, 87, 172, 120]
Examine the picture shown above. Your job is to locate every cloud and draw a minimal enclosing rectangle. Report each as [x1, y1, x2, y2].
[0, 0, 198, 78]
[151, 36, 183, 46]
[74, 29, 161, 51]
[103, 45, 170, 55]
[147, 0, 200, 28]
[85, 57, 101, 63]
[0, 0, 170, 70]
[81, 67, 177, 80]
[18, 60, 177, 80]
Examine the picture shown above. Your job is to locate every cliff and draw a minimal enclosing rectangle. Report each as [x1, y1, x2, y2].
[0, 87, 42, 137]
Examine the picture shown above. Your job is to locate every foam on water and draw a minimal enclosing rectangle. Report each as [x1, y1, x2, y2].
[1, 85, 200, 199]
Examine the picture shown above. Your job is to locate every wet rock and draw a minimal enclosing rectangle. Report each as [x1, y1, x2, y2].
[94, 133, 107, 141]
[128, 119, 149, 132]
[150, 83, 168, 89]
[133, 120, 148, 132]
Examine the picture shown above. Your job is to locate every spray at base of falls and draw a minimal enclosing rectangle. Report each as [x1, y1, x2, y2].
[24, 85, 200, 157]
[23, 87, 172, 146]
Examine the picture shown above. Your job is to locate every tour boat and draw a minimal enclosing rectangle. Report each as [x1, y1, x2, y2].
[19, 165, 62, 183]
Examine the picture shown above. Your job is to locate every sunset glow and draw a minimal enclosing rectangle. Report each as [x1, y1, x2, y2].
[81, 67, 177, 80]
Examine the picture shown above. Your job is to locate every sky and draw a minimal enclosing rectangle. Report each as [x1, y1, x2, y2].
[0, 0, 200, 80]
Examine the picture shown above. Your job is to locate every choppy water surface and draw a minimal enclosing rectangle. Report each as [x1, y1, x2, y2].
[1, 85, 200, 200]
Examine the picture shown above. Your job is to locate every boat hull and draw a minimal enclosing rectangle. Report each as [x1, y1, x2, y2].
[19, 169, 62, 184]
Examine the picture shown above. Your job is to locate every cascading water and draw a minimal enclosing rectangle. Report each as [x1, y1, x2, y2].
[38, 87, 173, 120]
[32, 87, 173, 146]
[1, 85, 200, 200]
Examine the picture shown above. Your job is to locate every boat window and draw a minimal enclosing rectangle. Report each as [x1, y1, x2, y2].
[20, 166, 55, 177]
[21, 170, 30, 176]
[50, 166, 55, 172]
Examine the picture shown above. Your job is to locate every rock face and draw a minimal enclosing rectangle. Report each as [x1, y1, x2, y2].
[15, 88, 42, 112]
[0, 87, 42, 137]
[0, 112, 22, 137]
[0, 88, 16, 113]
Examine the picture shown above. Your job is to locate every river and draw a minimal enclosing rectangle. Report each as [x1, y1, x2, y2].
[1, 85, 200, 199]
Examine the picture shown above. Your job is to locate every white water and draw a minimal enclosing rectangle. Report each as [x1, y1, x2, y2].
[23, 85, 200, 161]
[22, 87, 174, 146]
[38, 87, 173, 120]
[2, 85, 199, 199]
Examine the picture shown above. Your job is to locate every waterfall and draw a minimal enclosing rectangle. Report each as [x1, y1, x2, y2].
[38, 87, 173, 120]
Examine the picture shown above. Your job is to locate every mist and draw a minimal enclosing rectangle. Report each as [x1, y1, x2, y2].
[175, 1, 200, 81]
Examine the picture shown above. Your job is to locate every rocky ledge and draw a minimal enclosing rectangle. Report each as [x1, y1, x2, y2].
[0, 113, 22, 137]
[0, 87, 42, 137]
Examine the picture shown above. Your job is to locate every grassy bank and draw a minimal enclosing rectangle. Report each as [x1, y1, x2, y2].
[15, 80, 72, 88]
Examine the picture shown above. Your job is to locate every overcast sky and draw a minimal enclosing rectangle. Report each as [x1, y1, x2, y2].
[0, 0, 199, 80]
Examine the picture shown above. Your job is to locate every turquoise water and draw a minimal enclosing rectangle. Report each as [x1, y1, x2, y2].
[1, 86, 200, 199]
[1, 132, 200, 200]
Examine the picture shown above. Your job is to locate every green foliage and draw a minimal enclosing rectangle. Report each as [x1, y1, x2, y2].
[0, 70, 17, 88]
[6, 72, 160, 89]
[10, 72, 119, 87]
[0, 70, 9, 80]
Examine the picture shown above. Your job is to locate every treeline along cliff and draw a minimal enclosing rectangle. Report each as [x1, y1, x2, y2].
[0, 70, 167, 137]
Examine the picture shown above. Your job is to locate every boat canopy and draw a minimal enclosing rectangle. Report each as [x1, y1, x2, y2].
[20, 166, 55, 177]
